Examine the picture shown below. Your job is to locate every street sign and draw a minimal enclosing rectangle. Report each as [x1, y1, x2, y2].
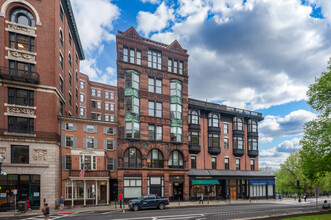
[312, 187, 321, 195]
[13, 189, 17, 195]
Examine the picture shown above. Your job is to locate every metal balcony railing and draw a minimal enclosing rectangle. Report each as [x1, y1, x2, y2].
[0, 66, 40, 84]
[0, 129, 60, 141]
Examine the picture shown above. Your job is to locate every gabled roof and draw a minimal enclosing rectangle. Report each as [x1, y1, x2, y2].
[167, 40, 186, 53]
[120, 26, 143, 41]
[61, 0, 85, 60]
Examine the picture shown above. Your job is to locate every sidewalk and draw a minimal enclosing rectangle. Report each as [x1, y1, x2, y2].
[0, 197, 326, 218]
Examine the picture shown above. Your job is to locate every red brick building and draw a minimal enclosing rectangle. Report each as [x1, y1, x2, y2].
[116, 27, 190, 201]
[0, 0, 84, 209]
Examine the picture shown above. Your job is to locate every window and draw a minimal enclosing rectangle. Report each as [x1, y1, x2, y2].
[170, 104, 182, 119]
[110, 92, 114, 99]
[168, 150, 184, 168]
[137, 50, 141, 65]
[236, 158, 240, 170]
[91, 100, 96, 108]
[224, 137, 229, 149]
[212, 157, 217, 170]
[80, 81, 85, 89]
[8, 88, 34, 106]
[248, 138, 258, 150]
[97, 101, 101, 109]
[125, 96, 140, 114]
[170, 127, 182, 142]
[168, 59, 172, 72]
[76, 105, 78, 115]
[189, 131, 200, 146]
[69, 73, 72, 86]
[68, 53, 72, 67]
[123, 47, 128, 62]
[233, 117, 243, 130]
[9, 61, 35, 77]
[63, 155, 71, 170]
[233, 136, 244, 149]
[125, 122, 140, 138]
[170, 80, 182, 97]
[10, 8, 35, 27]
[105, 140, 116, 150]
[107, 158, 116, 171]
[123, 147, 142, 168]
[147, 149, 164, 168]
[125, 70, 140, 90]
[179, 61, 183, 75]
[9, 33, 35, 52]
[80, 94, 84, 103]
[225, 158, 229, 170]
[80, 107, 84, 116]
[224, 123, 228, 134]
[59, 30, 63, 47]
[60, 53, 63, 69]
[69, 93, 72, 106]
[148, 50, 162, 70]
[81, 155, 97, 170]
[76, 88, 78, 99]
[97, 89, 101, 97]
[76, 54, 79, 65]
[148, 125, 162, 141]
[91, 113, 101, 121]
[60, 101, 63, 115]
[251, 159, 255, 170]
[86, 138, 95, 148]
[208, 113, 219, 127]
[148, 78, 162, 94]
[173, 60, 178, 73]
[69, 32, 72, 46]
[110, 104, 114, 111]
[148, 101, 162, 117]
[110, 115, 114, 122]
[64, 122, 75, 131]
[11, 145, 29, 164]
[104, 127, 116, 135]
[8, 116, 34, 134]
[130, 49, 135, 64]
[208, 133, 220, 147]
[66, 136, 74, 147]
[189, 110, 199, 124]
[105, 115, 109, 121]
[91, 88, 96, 96]
[191, 156, 196, 169]
[105, 103, 109, 111]
[60, 5, 64, 22]
[248, 120, 258, 132]
[105, 91, 109, 99]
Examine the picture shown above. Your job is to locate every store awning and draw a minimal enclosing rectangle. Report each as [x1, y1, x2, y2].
[250, 180, 268, 185]
[192, 179, 219, 185]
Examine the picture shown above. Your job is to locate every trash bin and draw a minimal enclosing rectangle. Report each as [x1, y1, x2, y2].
[18, 201, 27, 212]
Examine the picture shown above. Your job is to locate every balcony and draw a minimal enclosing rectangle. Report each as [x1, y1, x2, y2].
[248, 150, 259, 158]
[69, 170, 110, 178]
[208, 147, 221, 155]
[189, 145, 201, 154]
[0, 66, 40, 84]
[233, 149, 245, 157]
[0, 129, 60, 141]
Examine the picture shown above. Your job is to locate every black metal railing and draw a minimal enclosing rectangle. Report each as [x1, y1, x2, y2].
[0, 66, 40, 84]
[0, 129, 60, 142]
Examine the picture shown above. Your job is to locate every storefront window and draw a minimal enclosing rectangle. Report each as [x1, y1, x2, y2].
[124, 176, 142, 199]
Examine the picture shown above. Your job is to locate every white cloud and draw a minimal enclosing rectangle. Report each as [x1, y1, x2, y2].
[137, 2, 175, 37]
[259, 138, 302, 169]
[80, 59, 116, 86]
[71, 0, 120, 54]
[140, 0, 160, 4]
[259, 109, 316, 141]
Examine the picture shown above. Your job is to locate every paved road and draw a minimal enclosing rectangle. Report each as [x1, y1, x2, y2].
[2, 200, 329, 220]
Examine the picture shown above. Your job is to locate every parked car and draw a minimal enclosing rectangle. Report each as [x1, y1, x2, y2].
[129, 194, 169, 211]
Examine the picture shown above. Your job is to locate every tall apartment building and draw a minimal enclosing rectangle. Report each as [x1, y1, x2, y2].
[116, 27, 190, 201]
[188, 99, 274, 200]
[0, 0, 84, 209]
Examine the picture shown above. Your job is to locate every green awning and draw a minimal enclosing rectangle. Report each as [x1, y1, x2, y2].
[192, 179, 219, 185]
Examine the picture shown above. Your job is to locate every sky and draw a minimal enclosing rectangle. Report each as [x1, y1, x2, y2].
[70, 0, 331, 170]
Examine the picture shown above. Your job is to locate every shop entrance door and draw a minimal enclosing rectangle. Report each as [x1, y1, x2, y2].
[173, 182, 183, 201]
[230, 187, 237, 200]
[99, 185, 107, 203]
[150, 186, 162, 197]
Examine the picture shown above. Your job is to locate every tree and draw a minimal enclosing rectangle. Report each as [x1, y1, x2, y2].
[300, 58, 331, 183]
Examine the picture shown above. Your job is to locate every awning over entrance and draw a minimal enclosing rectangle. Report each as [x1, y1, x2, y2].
[192, 179, 220, 185]
[250, 180, 268, 185]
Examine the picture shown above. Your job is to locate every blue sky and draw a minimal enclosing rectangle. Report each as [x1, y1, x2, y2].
[71, 0, 331, 169]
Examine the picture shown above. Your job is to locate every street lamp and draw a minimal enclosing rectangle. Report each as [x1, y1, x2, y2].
[0, 154, 7, 175]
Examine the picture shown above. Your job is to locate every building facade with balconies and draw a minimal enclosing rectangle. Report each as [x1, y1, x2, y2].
[188, 98, 275, 200]
[0, 0, 84, 209]
[116, 27, 190, 201]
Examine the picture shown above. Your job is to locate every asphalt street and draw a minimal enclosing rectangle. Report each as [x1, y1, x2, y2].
[2, 199, 329, 220]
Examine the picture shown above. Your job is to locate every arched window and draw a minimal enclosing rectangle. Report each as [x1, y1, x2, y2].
[208, 113, 219, 127]
[147, 149, 164, 168]
[248, 119, 258, 132]
[60, 29, 63, 47]
[123, 147, 142, 168]
[189, 110, 199, 125]
[69, 53, 72, 67]
[10, 8, 35, 27]
[233, 117, 243, 131]
[168, 150, 184, 168]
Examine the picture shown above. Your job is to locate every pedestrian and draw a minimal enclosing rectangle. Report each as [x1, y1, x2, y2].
[304, 193, 307, 202]
[294, 193, 297, 201]
[199, 193, 204, 204]
[42, 203, 49, 220]
[26, 199, 31, 212]
[59, 196, 64, 210]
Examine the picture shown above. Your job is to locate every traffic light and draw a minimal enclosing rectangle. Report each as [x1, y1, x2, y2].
[297, 180, 300, 189]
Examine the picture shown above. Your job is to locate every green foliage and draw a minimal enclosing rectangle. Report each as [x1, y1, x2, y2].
[300, 58, 331, 183]
[284, 214, 331, 220]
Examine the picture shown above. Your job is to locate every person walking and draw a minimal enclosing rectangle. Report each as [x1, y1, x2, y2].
[42, 203, 49, 220]
[199, 193, 204, 204]
[59, 196, 64, 210]
[304, 193, 307, 202]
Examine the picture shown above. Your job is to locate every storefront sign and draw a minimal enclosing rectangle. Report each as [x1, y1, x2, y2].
[196, 176, 212, 179]
[0, 193, 6, 197]
[169, 175, 184, 182]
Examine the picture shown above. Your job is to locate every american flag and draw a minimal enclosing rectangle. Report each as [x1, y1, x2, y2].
[79, 163, 85, 180]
